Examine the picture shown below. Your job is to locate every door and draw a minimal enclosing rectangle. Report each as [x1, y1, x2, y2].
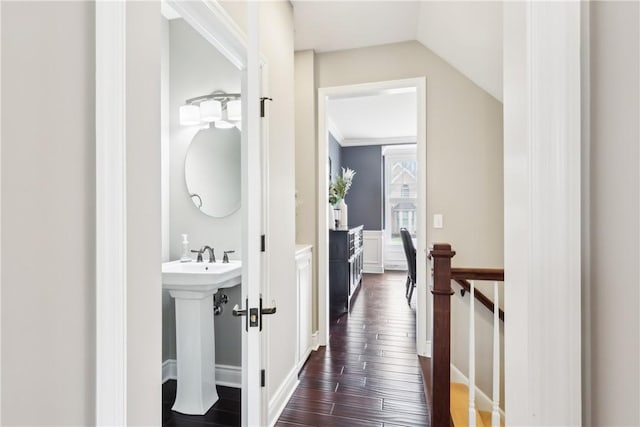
[163, 1, 269, 425]
[238, 3, 269, 426]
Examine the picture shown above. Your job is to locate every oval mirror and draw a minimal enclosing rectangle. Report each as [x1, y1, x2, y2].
[185, 126, 241, 217]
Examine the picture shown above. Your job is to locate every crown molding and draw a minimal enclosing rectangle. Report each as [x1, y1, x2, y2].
[326, 118, 344, 144]
[340, 136, 416, 147]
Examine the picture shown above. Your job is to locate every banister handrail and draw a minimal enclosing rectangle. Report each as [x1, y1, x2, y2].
[454, 278, 505, 322]
[451, 267, 504, 282]
[428, 245, 505, 427]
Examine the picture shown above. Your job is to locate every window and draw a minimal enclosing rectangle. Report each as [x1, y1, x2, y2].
[383, 145, 417, 243]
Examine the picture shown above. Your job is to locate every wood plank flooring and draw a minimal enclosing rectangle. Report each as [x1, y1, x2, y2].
[277, 271, 430, 427]
[162, 381, 240, 426]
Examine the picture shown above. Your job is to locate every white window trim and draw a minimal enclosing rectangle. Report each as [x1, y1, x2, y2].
[383, 145, 417, 246]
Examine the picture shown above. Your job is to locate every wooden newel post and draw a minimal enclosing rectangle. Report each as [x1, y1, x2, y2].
[430, 243, 455, 427]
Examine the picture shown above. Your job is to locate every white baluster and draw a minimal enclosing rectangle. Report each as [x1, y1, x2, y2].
[492, 281, 501, 427]
[469, 280, 476, 426]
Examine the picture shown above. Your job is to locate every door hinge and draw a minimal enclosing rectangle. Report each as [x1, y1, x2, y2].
[261, 369, 266, 387]
[261, 234, 266, 252]
[260, 97, 273, 118]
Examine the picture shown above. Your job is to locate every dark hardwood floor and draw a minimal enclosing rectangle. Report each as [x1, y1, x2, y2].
[277, 271, 430, 426]
[162, 381, 241, 426]
[163, 272, 428, 426]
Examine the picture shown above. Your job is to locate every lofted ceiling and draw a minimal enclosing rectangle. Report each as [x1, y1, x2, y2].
[293, 1, 503, 101]
[294, 1, 502, 143]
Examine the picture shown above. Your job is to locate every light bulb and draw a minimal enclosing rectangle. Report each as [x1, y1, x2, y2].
[179, 104, 200, 126]
[200, 99, 222, 122]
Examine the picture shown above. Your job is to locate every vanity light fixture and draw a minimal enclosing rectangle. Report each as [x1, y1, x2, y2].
[179, 91, 241, 128]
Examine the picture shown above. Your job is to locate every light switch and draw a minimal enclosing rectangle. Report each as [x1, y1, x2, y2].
[433, 214, 443, 229]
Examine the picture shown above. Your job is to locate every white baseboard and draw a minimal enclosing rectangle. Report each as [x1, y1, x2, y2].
[311, 331, 320, 351]
[363, 265, 384, 274]
[215, 364, 242, 388]
[162, 359, 241, 388]
[297, 348, 312, 373]
[268, 365, 300, 427]
[162, 359, 176, 383]
[383, 264, 407, 271]
[417, 339, 431, 358]
[450, 363, 505, 420]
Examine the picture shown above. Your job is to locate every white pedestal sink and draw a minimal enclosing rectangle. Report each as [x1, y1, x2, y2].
[162, 260, 241, 415]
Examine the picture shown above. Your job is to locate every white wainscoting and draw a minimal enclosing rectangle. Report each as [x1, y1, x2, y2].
[362, 230, 384, 273]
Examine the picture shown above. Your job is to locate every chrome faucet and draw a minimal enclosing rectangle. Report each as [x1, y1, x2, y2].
[203, 246, 216, 263]
[223, 250, 235, 263]
[190, 248, 204, 262]
[190, 246, 215, 263]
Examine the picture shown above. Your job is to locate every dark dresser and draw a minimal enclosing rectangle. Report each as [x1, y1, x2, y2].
[329, 225, 364, 314]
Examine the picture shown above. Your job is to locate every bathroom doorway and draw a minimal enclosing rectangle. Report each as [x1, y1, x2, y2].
[159, 2, 267, 425]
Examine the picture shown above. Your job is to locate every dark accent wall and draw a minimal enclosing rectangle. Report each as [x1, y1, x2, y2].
[328, 132, 342, 181]
[342, 145, 383, 230]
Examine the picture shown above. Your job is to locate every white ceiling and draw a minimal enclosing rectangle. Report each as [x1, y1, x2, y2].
[293, 1, 503, 101]
[327, 91, 417, 146]
[293, 1, 421, 53]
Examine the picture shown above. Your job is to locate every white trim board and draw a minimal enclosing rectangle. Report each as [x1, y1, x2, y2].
[0, 2, 3, 421]
[311, 331, 320, 351]
[327, 118, 344, 144]
[317, 77, 429, 357]
[167, 0, 247, 69]
[95, 2, 127, 425]
[340, 136, 416, 147]
[267, 365, 299, 427]
[504, 2, 582, 424]
[162, 360, 242, 388]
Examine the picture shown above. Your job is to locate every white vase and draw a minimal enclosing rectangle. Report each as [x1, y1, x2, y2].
[328, 203, 335, 230]
[338, 199, 348, 229]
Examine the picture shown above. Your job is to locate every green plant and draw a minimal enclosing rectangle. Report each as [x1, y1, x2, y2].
[329, 182, 339, 205]
[334, 167, 356, 200]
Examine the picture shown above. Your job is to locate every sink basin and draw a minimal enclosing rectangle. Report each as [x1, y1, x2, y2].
[162, 260, 242, 415]
[162, 260, 241, 292]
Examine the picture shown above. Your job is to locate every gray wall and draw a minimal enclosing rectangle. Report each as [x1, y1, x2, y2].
[328, 132, 342, 180]
[1, 3, 96, 424]
[588, 2, 639, 424]
[342, 145, 383, 230]
[163, 18, 242, 366]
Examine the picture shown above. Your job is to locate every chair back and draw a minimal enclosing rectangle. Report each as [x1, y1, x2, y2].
[400, 228, 416, 281]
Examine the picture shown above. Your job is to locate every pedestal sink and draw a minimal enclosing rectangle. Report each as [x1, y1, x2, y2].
[162, 260, 241, 415]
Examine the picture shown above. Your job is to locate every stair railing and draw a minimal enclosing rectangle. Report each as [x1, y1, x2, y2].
[429, 243, 504, 427]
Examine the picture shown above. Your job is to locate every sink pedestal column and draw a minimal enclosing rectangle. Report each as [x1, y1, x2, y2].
[169, 290, 218, 415]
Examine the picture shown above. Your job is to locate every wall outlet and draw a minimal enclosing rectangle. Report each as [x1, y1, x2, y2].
[433, 214, 443, 229]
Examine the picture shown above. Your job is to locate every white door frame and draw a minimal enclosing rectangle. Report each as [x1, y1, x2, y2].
[503, 2, 582, 424]
[95, 3, 127, 423]
[317, 77, 430, 356]
[95, 1, 266, 425]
